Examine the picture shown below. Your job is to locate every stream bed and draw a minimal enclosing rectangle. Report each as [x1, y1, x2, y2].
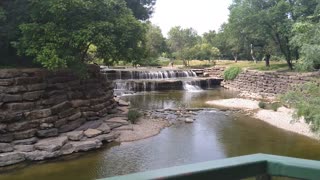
[1, 88, 320, 180]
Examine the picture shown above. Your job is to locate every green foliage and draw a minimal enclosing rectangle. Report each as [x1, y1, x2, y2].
[128, 109, 142, 124]
[281, 81, 320, 132]
[0, 0, 156, 69]
[291, 22, 320, 71]
[221, 0, 319, 69]
[223, 66, 242, 80]
[167, 26, 199, 65]
[258, 102, 267, 109]
[15, 0, 147, 70]
[271, 102, 281, 112]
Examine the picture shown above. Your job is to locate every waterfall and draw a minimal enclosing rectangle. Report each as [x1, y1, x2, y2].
[103, 69, 197, 80]
[183, 81, 202, 92]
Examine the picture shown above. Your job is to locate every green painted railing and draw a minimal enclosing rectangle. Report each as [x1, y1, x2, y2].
[100, 154, 320, 180]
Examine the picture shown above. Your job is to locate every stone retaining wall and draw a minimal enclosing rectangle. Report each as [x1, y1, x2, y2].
[0, 66, 134, 167]
[0, 65, 116, 143]
[205, 67, 320, 98]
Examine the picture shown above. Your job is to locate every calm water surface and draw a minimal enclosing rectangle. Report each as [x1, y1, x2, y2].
[1, 88, 320, 180]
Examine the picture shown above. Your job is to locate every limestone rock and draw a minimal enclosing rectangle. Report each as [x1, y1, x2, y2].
[58, 118, 86, 133]
[36, 128, 58, 138]
[13, 129, 37, 140]
[24, 150, 60, 161]
[0, 143, 14, 153]
[12, 137, 38, 145]
[75, 120, 102, 131]
[60, 143, 74, 155]
[84, 129, 102, 138]
[185, 118, 194, 123]
[95, 133, 119, 142]
[118, 99, 130, 106]
[69, 139, 102, 152]
[14, 145, 34, 152]
[105, 117, 129, 125]
[66, 131, 84, 141]
[105, 123, 123, 130]
[0, 134, 13, 143]
[35, 136, 68, 152]
[97, 123, 111, 134]
[0, 152, 25, 167]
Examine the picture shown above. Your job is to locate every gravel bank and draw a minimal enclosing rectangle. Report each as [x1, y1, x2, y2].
[116, 118, 170, 142]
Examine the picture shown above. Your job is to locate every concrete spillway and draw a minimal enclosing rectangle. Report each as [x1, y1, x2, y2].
[101, 68, 223, 95]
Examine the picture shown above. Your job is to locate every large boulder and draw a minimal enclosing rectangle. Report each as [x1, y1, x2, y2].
[14, 145, 34, 152]
[0, 143, 14, 153]
[12, 137, 38, 145]
[84, 129, 102, 138]
[24, 150, 61, 161]
[0, 152, 25, 167]
[68, 139, 102, 152]
[35, 136, 68, 152]
[66, 131, 84, 141]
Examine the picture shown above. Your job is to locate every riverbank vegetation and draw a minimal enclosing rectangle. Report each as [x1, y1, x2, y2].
[281, 81, 320, 132]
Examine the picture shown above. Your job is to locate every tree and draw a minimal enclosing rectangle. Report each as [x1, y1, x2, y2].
[227, 0, 318, 69]
[144, 23, 167, 61]
[291, 20, 320, 70]
[167, 26, 199, 66]
[15, 0, 146, 70]
[189, 43, 220, 62]
[124, 0, 156, 20]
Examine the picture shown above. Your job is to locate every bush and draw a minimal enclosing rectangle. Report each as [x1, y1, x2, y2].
[281, 81, 320, 132]
[258, 102, 266, 109]
[128, 109, 142, 124]
[223, 66, 242, 80]
[271, 102, 281, 111]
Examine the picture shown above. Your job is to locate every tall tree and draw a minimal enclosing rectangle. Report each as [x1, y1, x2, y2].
[15, 0, 146, 70]
[167, 26, 199, 66]
[145, 23, 167, 60]
[227, 0, 318, 69]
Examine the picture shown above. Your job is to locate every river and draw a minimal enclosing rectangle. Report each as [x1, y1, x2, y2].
[1, 88, 320, 180]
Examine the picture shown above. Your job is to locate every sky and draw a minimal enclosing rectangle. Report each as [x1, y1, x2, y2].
[150, 0, 233, 37]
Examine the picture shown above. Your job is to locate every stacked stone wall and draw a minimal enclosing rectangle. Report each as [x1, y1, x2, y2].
[0, 65, 116, 143]
[205, 67, 320, 98]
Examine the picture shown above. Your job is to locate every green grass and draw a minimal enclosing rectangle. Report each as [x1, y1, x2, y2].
[216, 60, 291, 71]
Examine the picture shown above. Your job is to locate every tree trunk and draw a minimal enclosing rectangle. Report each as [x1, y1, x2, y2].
[233, 52, 238, 63]
[250, 44, 257, 63]
[183, 59, 187, 67]
[265, 54, 271, 67]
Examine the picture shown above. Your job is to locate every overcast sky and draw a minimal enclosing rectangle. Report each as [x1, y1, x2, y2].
[150, 0, 233, 37]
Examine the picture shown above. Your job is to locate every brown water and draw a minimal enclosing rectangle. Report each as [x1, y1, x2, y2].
[1, 88, 320, 180]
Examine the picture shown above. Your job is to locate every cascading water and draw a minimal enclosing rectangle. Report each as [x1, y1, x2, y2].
[182, 81, 203, 92]
[101, 68, 222, 95]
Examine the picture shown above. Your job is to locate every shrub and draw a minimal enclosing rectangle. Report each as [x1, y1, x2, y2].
[271, 102, 281, 111]
[223, 66, 242, 80]
[258, 102, 266, 109]
[281, 81, 320, 132]
[128, 109, 142, 124]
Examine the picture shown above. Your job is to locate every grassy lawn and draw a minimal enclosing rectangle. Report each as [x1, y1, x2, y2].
[171, 59, 291, 71]
[215, 60, 291, 71]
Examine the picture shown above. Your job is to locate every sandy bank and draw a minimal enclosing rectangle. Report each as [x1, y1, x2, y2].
[116, 118, 170, 142]
[206, 98, 317, 139]
[206, 98, 260, 110]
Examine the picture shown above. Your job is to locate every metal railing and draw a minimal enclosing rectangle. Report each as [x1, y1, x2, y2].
[99, 154, 320, 180]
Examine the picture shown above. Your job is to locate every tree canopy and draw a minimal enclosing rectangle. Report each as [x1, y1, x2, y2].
[0, 0, 156, 70]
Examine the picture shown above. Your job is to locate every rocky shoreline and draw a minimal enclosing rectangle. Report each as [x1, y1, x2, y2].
[0, 99, 134, 167]
[0, 97, 208, 167]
